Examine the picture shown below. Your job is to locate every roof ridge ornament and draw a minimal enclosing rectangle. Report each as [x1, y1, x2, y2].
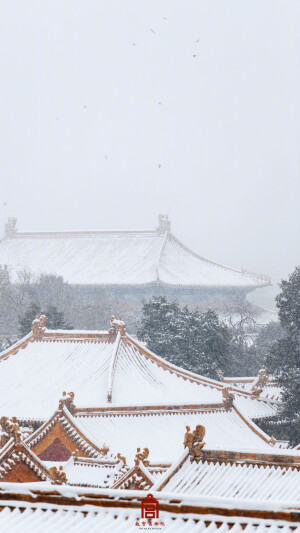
[31, 314, 47, 340]
[117, 452, 127, 466]
[135, 447, 150, 467]
[4, 217, 17, 237]
[0, 416, 22, 445]
[184, 425, 206, 463]
[0, 265, 9, 286]
[109, 315, 126, 337]
[58, 391, 76, 415]
[251, 366, 269, 398]
[157, 213, 170, 234]
[49, 465, 67, 485]
[217, 369, 225, 382]
[222, 386, 235, 410]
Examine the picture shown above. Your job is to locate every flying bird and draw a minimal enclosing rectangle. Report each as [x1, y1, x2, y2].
[158, 164, 162, 169]
[83, 105, 87, 109]
[150, 29, 156, 34]
[193, 54, 198, 58]
[132, 42, 137, 46]
[195, 38, 200, 42]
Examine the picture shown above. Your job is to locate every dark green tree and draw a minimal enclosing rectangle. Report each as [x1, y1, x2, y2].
[227, 320, 283, 377]
[172, 308, 231, 378]
[137, 296, 231, 379]
[224, 300, 262, 376]
[19, 303, 73, 337]
[255, 321, 283, 369]
[18, 303, 41, 337]
[266, 267, 300, 446]
[137, 297, 181, 357]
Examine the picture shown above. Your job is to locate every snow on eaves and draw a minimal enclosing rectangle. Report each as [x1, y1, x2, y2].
[0, 484, 299, 532]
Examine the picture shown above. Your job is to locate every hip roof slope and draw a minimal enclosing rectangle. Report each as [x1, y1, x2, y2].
[0, 216, 270, 288]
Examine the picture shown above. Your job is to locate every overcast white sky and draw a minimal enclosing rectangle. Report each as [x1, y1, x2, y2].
[0, 1, 299, 304]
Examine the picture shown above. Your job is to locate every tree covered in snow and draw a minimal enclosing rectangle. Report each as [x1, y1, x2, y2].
[0, 271, 75, 337]
[227, 318, 283, 377]
[0, 269, 135, 336]
[266, 267, 300, 445]
[221, 299, 283, 376]
[137, 296, 284, 380]
[254, 321, 283, 364]
[137, 296, 231, 379]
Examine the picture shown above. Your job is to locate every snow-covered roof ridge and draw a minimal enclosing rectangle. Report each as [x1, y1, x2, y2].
[0, 331, 32, 361]
[232, 402, 274, 445]
[106, 330, 122, 403]
[153, 449, 189, 491]
[75, 402, 226, 415]
[0, 437, 58, 483]
[0, 216, 270, 288]
[112, 461, 156, 491]
[223, 371, 282, 403]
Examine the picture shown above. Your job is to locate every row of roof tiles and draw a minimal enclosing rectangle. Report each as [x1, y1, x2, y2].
[0, 484, 300, 532]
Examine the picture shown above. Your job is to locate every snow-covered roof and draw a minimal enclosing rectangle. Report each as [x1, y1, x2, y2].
[0, 328, 278, 421]
[62, 456, 125, 488]
[155, 449, 300, 502]
[75, 405, 275, 465]
[0, 484, 300, 532]
[0, 216, 270, 288]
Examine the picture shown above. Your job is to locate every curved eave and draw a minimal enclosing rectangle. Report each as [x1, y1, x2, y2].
[169, 233, 258, 274]
[126, 334, 277, 405]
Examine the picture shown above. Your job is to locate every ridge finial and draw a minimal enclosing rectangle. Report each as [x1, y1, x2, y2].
[157, 214, 170, 233]
[109, 315, 126, 337]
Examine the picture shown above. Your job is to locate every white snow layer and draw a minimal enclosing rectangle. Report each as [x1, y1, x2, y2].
[0, 334, 277, 420]
[0, 230, 268, 287]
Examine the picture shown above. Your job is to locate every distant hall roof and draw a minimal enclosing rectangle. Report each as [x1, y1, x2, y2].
[0, 216, 270, 288]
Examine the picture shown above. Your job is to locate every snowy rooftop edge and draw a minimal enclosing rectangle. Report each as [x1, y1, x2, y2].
[0, 483, 299, 514]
